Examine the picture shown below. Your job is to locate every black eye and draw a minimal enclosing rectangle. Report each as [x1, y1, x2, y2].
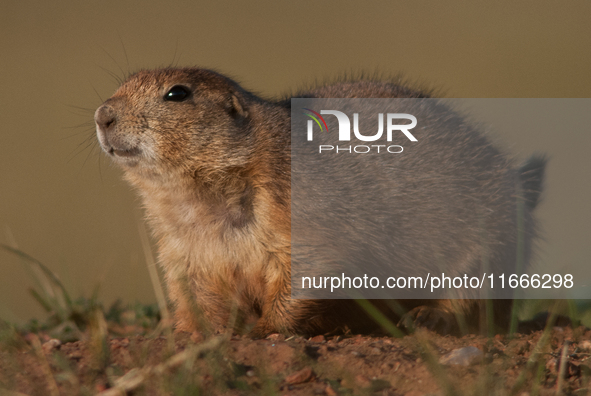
[164, 85, 191, 102]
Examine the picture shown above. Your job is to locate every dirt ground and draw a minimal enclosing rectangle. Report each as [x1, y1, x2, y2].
[2, 324, 591, 396]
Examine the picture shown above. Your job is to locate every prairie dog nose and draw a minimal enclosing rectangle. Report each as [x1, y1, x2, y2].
[94, 105, 117, 133]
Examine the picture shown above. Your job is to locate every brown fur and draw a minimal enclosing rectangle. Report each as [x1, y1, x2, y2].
[95, 68, 545, 337]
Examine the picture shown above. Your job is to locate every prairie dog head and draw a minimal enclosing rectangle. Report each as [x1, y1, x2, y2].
[95, 68, 252, 179]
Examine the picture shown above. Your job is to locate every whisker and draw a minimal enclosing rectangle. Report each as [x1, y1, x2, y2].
[97, 45, 125, 84]
[117, 33, 131, 80]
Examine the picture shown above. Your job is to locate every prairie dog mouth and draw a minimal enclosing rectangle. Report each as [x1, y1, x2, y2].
[109, 146, 141, 158]
[96, 126, 142, 159]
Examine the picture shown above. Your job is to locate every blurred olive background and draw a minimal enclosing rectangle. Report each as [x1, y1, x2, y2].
[1, 1, 590, 323]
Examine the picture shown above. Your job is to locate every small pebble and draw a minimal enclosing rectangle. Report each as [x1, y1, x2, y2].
[42, 339, 61, 353]
[267, 333, 284, 341]
[310, 335, 325, 343]
[439, 346, 483, 366]
[285, 367, 315, 385]
[579, 340, 591, 351]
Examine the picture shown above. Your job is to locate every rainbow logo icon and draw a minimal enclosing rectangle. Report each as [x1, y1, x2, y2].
[303, 108, 329, 133]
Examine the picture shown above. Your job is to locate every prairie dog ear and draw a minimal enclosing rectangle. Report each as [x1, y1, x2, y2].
[230, 93, 249, 119]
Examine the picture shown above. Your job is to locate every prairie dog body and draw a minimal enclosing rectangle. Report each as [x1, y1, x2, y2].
[95, 68, 545, 337]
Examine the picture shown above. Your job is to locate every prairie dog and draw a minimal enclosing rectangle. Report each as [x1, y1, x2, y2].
[95, 68, 545, 337]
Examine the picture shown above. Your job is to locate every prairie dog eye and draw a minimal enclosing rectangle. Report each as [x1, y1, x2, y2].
[164, 85, 191, 102]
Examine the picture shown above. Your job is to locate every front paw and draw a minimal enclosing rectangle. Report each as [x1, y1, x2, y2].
[398, 306, 459, 335]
